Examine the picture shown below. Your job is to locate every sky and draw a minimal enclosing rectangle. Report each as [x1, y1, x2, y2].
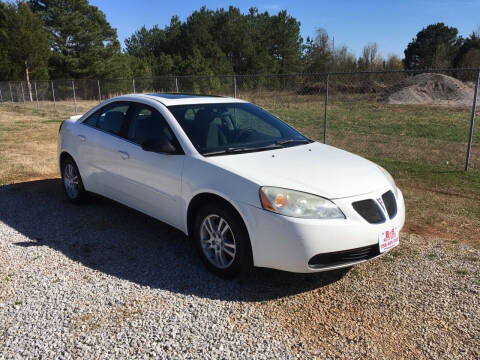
[90, 0, 480, 58]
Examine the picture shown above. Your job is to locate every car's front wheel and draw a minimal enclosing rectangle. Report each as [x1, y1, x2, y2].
[61, 157, 86, 204]
[194, 202, 252, 278]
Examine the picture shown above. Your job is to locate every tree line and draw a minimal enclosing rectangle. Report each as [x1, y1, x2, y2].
[1, 0, 480, 85]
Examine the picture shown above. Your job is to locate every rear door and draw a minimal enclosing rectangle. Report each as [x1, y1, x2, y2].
[113, 103, 185, 228]
[77, 102, 132, 198]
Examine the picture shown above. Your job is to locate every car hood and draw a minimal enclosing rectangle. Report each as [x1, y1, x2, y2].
[206, 142, 389, 199]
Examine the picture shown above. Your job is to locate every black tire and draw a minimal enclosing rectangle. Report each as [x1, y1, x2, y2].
[61, 156, 87, 204]
[194, 202, 252, 278]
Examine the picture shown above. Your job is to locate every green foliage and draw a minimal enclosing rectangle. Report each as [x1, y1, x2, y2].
[454, 33, 480, 68]
[304, 29, 357, 73]
[304, 30, 334, 73]
[1, 2, 479, 82]
[0, 2, 15, 80]
[404, 23, 462, 69]
[8, 2, 49, 80]
[0, 2, 49, 82]
[29, 0, 121, 79]
[124, 6, 303, 76]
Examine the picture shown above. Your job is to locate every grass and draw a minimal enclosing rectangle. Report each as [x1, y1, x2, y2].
[373, 158, 480, 195]
[0, 100, 98, 185]
[249, 92, 479, 144]
[0, 93, 479, 245]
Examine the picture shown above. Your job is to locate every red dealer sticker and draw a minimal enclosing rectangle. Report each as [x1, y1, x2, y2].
[378, 227, 400, 253]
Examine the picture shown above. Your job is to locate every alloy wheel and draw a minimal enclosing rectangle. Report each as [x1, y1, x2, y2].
[200, 214, 236, 269]
[63, 163, 79, 199]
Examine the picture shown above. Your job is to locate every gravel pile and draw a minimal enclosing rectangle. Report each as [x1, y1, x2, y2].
[0, 179, 479, 359]
[383, 73, 475, 106]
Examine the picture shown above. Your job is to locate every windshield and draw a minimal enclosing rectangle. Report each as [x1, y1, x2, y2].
[168, 102, 310, 156]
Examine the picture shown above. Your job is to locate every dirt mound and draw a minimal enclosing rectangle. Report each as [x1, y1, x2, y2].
[383, 73, 474, 106]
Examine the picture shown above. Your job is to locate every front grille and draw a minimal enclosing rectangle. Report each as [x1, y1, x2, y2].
[308, 244, 380, 269]
[382, 190, 397, 219]
[352, 199, 385, 224]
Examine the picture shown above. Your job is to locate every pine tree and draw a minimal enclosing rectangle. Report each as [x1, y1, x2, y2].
[30, 0, 121, 79]
[404, 23, 462, 69]
[7, 2, 49, 100]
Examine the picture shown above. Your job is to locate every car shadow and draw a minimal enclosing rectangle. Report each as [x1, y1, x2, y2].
[0, 178, 348, 302]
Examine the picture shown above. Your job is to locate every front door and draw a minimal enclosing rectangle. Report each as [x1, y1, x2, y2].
[114, 103, 185, 228]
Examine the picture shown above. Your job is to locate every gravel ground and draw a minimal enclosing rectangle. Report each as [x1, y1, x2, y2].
[0, 179, 479, 359]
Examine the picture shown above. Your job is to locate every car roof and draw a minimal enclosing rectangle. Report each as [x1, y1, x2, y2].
[112, 93, 247, 106]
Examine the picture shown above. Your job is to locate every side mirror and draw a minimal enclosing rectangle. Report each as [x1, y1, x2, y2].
[142, 136, 178, 154]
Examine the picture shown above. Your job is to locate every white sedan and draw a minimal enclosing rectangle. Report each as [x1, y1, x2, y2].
[58, 93, 405, 277]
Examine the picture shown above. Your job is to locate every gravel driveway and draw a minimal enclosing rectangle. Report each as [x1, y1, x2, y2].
[0, 179, 479, 359]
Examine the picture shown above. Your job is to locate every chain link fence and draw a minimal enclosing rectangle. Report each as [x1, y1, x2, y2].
[0, 69, 478, 171]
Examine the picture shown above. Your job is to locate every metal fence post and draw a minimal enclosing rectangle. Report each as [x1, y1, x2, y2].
[72, 80, 77, 114]
[20, 81, 25, 106]
[34, 81, 39, 109]
[323, 74, 329, 144]
[233, 75, 237, 98]
[132, 78, 136, 93]
[8, 82, 13, 102]
[20, 82, 26, 106]
[175, 77, 179, 93]
[465, 70, 480, 171]
[51, 80, 56, 112]
[0, 89, 3, 103]
[97, 79, 101, 101]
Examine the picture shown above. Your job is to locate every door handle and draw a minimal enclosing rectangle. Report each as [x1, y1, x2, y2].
[118, 150, 129, 160]
[77, 135, 86, 142]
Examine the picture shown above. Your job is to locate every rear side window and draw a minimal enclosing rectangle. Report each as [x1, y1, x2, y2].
[127, 104, 176, 145]
[83, 103, 130, 136]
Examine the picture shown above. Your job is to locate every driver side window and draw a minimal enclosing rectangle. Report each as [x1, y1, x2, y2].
[127, 104, 176, 145]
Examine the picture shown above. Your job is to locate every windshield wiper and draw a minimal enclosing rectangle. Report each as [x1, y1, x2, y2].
[203, 143, 283, 156]
[275, 139, 311, 146]
[203, 139, 312, 156]
[202, 148, 243, 156]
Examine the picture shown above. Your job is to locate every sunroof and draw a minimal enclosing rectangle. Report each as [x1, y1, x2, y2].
[147, 93, 220, 99]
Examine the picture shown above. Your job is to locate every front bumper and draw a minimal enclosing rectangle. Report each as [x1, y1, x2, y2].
[236, 187, 405, 273]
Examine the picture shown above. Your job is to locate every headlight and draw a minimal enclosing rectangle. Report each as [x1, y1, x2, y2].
[377, 165, 397, 196]
[259, 187, 345, 219]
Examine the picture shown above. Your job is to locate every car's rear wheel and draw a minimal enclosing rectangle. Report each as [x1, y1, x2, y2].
[61, 157, 86, 204]
[194, 202, 252, 278]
